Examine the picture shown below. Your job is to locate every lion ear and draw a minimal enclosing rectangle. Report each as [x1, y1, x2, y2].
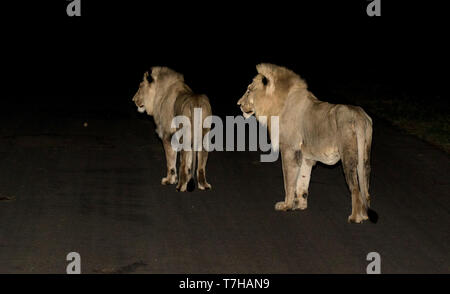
[256, 63, 274, 80]
[261, 76, 268, 86]
[257, 64, 276, 94]
[143, 71, 149, 82]
[150, 67, 161, 81]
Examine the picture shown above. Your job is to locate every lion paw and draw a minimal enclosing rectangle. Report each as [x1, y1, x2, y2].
[275, 201, 289, 211]
[293, 198, 308, 210]
[348, 214, 365, 224]
[176, 183, 186, 192]
[161, 175, 177, 185]
[361, 212, 369, 221]
[176, 178, 195, 192]
[198, 182, 212, 191]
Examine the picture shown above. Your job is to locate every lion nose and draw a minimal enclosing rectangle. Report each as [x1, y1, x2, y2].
[237, 98, 243, 106]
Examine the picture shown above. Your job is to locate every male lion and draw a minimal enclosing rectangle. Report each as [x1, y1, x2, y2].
[132, 67, 212, 192]
[238, 64, 375, 223]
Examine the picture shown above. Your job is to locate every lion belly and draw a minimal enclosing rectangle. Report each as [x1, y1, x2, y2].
[318, 150, 341, 165]
[302, 144, 340, 165]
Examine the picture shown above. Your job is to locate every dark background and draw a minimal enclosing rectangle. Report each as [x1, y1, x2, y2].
[2, 0, 447, 116]
[0, 1, 449, 275]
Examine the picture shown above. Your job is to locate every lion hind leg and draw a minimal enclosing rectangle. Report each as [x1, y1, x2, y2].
[341, 139, 367, 223]
[197, 150, 211, 190]
[355, 116, 378, 223]
[358, 121, 378, 223]
[176, 150, 194, 192]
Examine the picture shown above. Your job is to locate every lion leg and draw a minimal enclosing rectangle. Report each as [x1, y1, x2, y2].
[275, 148, 300, 211]
[341, 146, 367, 223]
[363, 152, 371, 207]
[363, 131, 372, 207]
[176, 150, 193, 192]
[294, 157, 314, 210]
[197, 150, 211, 190]
[161, 138, 177, 185]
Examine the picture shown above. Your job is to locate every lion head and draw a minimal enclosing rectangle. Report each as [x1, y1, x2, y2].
[132, 71, 156, 115]
[237, 63, 307, 119]
[132, 66, 184, 116]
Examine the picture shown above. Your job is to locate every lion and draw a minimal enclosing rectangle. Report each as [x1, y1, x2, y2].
[132, 67, 212, 192]
[238, 63, 376, 223]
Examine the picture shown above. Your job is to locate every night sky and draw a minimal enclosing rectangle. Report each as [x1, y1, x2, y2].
[2, 1, 446, 114]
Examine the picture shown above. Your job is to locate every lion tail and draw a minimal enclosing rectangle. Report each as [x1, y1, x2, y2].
[186, 103, 203, 192]
[355, 110, 378, 223]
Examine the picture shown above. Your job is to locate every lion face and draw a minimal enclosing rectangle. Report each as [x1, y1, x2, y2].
[237, 74, 270, 119]
[132, 71, 156, 115]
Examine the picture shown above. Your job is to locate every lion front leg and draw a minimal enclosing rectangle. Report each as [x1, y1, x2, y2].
[293, 157, 315, 210]
[275, 148, 300, 211]
[161, 138, 178, 185]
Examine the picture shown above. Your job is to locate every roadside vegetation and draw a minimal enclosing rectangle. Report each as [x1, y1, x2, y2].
[331, 81, 449, 153]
